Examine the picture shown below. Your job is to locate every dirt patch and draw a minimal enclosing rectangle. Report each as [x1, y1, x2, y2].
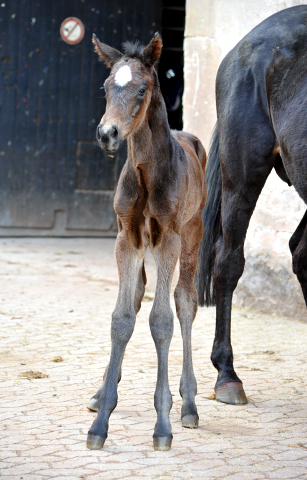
[52, 356, 63, 363]
[19, 370, 49, 379]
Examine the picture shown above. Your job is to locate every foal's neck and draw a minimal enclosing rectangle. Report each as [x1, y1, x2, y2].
[128, 69, 172, 167]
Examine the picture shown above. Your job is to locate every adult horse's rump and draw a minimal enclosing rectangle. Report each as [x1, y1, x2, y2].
[196, 5, 307, 404]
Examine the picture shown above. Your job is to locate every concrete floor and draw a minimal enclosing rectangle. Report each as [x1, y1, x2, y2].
[0, 238, 307, 479]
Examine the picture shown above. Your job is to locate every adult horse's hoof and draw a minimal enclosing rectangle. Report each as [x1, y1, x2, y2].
[181, 414, 199, 428]
[215, 382, 247, 405]
[87, 433, 106, 449]
[87, 397, 99, 412]
[153, 435, 172, 451]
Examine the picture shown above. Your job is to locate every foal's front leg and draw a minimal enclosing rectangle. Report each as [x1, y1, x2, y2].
[150, 231, 181, 451]
[87, 230, 145, 449]
[87, 260, 146, 412]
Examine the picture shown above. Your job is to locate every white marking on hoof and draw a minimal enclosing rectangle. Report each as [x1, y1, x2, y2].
[115, 65, 132, 87]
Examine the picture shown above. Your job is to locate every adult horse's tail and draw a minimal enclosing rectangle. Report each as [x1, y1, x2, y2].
[195, 124, 222, 306]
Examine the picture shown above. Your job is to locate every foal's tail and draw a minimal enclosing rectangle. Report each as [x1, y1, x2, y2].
[195, 124, 222, 307]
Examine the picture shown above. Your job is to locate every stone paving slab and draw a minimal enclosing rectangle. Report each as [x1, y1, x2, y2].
[0, 238, 307, 480]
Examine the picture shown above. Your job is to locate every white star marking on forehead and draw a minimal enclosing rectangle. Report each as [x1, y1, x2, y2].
[115, 65, 132, 87]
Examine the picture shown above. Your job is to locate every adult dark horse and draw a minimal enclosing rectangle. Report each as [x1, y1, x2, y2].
[87, 33, 206, 450]
[196, 5, 307, 405]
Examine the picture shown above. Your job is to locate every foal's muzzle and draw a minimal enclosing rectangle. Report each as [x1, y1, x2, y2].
[96, 123, 121, 152]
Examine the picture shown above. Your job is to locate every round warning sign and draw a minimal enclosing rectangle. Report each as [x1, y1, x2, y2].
[60, 17, 85, 45]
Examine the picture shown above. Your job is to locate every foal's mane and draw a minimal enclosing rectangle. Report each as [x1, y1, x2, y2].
[122, 40, 145, 60]
[122, 40, 161, 78]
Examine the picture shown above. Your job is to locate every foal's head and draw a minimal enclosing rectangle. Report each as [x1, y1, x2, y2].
[93, 33, 162, 152]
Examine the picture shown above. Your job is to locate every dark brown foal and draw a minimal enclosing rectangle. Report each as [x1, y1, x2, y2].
[87, 33, 206, 451]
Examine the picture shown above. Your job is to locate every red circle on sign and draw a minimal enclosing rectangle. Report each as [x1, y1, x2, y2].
[60, 17, 85, 45]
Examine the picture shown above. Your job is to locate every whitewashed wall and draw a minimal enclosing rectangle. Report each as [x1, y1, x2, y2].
[183, 0, 307, 320]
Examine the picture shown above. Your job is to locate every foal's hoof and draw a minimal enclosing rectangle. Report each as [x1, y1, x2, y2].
[87, 433, 106, 450]
[215, 382, 247, 405]
[87, 397, 99, 412]
[153, 435, 172, 451]
[181, 414, 199, 429]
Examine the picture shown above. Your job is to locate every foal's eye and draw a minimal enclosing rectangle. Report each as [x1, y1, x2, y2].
[138, 88, 146, 97]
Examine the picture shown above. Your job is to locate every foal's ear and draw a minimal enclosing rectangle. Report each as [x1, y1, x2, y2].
[92, 34, 123, 68]
[143, 32, 163, 67]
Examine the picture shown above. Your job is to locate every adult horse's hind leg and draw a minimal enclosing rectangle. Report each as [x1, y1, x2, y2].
[290, 210, 307, 304]
[174, 215, 203, 428]
[150, 230, 181, 451]
[87, 229, 145, 449]
[87, 259, 147, 412]
[212, 123, 275, 404]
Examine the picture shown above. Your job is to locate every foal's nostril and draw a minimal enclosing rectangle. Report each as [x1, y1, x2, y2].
[97, 125, 103, 141]
[97, 124, 119, 147]
[110, 126, 118, 139]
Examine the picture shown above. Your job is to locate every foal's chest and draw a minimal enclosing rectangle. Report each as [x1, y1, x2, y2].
[115, 159, 183, 232]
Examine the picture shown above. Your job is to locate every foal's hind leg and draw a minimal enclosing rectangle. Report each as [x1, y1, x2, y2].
[174, 216, 203, 428]
[87, 361, 123, 412]
[150, 230, 181, 450]
[134, 260, 147, 313]
[87, 229, 145, 449]
[87, 260, 146, 412]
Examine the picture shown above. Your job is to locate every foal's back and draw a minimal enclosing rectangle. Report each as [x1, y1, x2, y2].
[171, 130, 206, 222]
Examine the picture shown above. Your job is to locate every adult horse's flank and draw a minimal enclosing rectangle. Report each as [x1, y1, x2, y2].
[196, 5, 307, 405]
[87, 33, 206, 450]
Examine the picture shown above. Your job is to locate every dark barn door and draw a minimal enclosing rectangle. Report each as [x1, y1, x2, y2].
[0, 0, 161, 236]
[159, 0, 185, 131]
